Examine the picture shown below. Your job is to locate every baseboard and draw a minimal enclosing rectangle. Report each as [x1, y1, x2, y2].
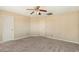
[15, 35, 31, 40]
[0, 41, 4, 43]
[0, 35, 79, 45]
[0, 35, 40, 43]
[0, 40, 11, 43]
[45, 36, 79, 44]
[29, 34, 41, 36]
[0, 35, 31, 43]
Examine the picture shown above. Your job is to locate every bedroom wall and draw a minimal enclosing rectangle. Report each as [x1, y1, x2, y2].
[45, 11, 79, 43]
[14, 16, 30, 39]
[0, 10, 30, 40]
[0, 10, 79, 44]
[0, 16, 2, 41]
[30, 11, 79, 44]
[30, 16, 40, 36]
[30, 16, 47, 36]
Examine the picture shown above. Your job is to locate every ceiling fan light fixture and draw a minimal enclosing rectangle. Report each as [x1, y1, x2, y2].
[38, 12, 41, 15]
[26, 6, 47, 15]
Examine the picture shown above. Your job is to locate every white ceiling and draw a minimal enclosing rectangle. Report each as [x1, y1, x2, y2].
[0, 6, 79, 16]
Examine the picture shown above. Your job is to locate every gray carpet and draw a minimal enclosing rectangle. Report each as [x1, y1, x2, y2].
[0, 36, 79, 52]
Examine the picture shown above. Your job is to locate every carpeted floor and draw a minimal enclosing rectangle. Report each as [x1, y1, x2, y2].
[0, 36, 79, 52]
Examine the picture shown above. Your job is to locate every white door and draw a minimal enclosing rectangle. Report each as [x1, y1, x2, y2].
[2, 16, 14, 41]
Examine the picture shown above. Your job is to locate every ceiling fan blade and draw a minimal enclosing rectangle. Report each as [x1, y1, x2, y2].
[39, 9, 47, 12]
[26, 9, 34, 10]
[46, 13, 53, 15]
[30, 11, 34, 14]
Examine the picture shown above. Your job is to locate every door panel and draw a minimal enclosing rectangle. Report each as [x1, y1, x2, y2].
[2, 16, 14, 41]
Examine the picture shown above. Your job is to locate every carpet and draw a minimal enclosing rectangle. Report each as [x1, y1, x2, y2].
[0, 36, 79, 52]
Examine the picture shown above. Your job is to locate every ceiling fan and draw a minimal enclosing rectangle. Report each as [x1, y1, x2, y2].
[26, 6, 47, 15]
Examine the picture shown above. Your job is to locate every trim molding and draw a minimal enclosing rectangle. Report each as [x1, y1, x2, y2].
[15, 35, 30, 40]
[45, 36, 79, 44]
[0, 35, 79, 45]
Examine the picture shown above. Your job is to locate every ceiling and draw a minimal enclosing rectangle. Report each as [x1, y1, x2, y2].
[0, 6, 79, 16]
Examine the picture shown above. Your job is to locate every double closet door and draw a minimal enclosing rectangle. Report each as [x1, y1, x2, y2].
[2, 16, 14, 41]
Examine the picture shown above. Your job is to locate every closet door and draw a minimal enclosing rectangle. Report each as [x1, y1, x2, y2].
[2, 16, 14, 41]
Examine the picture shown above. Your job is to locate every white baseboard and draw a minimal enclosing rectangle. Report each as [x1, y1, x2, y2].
[0, 41, 4, 43]
[0, 40, 11, 43]
[15, 35, 30, 40]
[0, 35, 31, 43]
[0, 35, 79, 45]
[29, 34, 41, 36]
[45, 36, 79, 44]
[0, 35, 40, 43]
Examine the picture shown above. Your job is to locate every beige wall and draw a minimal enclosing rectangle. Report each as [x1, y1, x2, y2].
[0, 16, 2, 41]
[0, 10, 79, 44]
[0, 10, 30, 40]
[30, 11, 79, 43]
[14, 16, 30, 39]
[45, 12, 79, 43]
[30, 16, 41, 36]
